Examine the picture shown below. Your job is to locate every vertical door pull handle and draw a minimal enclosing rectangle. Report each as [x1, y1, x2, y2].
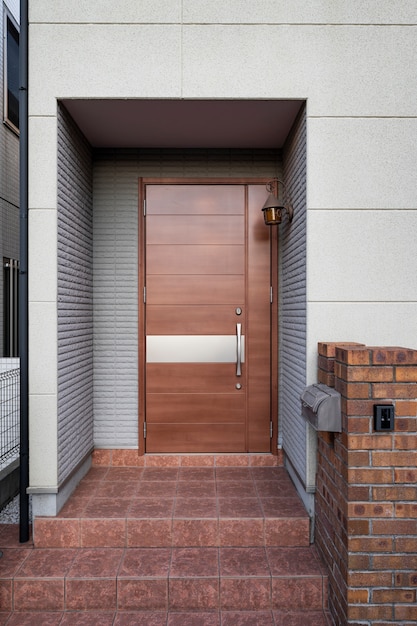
[236, 323, 242, 377]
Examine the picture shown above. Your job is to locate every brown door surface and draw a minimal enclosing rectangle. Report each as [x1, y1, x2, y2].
[143, 182, 272, 453]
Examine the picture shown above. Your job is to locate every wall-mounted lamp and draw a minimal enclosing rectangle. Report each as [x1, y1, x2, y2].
[261, 178, 294, 226]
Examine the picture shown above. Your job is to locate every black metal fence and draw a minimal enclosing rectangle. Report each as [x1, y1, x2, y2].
[0, 368, 20, 468]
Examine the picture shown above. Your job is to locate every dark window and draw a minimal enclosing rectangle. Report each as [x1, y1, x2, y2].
[4, 14, 19, 132]
[3, 258, 19, 357]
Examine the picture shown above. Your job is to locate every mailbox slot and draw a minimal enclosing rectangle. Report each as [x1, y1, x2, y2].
[300, 383, 341, 432]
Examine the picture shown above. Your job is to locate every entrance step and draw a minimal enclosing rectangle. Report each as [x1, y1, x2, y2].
[0, 541, 329, 615]
[32, 462, 310, 549]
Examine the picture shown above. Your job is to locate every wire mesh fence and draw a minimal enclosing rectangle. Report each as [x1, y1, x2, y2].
[0, 368, 20, 470]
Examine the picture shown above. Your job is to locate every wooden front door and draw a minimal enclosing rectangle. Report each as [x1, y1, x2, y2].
[140, 180, 274, 453]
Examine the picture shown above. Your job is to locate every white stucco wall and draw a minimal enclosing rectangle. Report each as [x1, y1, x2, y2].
[28, 2, 417, 494]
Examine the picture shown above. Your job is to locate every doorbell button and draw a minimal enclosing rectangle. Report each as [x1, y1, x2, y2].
[235, 383, 242, 390]
[235, 307, 242, 315]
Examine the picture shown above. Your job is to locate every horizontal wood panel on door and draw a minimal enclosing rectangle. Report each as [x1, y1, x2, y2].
[147, 244, 244, 275]
[146, 363, 245, 394]
[147, 275, 244, 305]
[146, 305, 245, 335]
[146, 393, 245, 424]
[146, 216, 244, 245]
[146, 185, 245, 215]
[146, 423, 246, 453]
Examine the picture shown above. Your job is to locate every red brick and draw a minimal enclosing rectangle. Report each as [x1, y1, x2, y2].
[347, 519, 370, 536]
[335, 347, 369, 365]
[396, 366, 417, 382]
[349, 537, 393, 553]
[335, 380, 369, 399]
[396, 537, 417, 552]
[394, 434, 417, 449]
[348, 468, 393, 484]
[348, 571, 392, 587]
[348, 485, 370, 501]
[373, 486, 417, 501]
[347, 588, 369, 603]
[373, 383, 417, 398]
[348, 605, 394, 620]
[370, 347, 417, 365]
[318, 342, 365, 359]
[395, 605, 417, 621]
[345, 417, 371, 433]
[348, 435, 392, 450]
[395, 572, 417, 587]
[395, 468, 417, 483]
[395, 401, 417, 417]
[344, 399, 375, 416]
[340, 365, 394, 383]
[395, 502, 417, 518]
[348, 553, 370, 570]
[318, 354, 335, 372]
[348, 502, 393, 518]
[396, 417, 417, 432]
[373, 519, 417, 535]
[348, 451, 369, 467]
[372, 451, 417, 467]
[373, 589, 416, 603]
[375, 554, 417, 570]
[318, 371, 335, 387]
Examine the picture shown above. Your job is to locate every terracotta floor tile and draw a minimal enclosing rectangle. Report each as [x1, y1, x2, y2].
[13, 579, 65, 611]
[33, 519, 80, 548]
[178, 467, 216, 481]
[117, 579, 168, 611]
[94, 481, 139, 499]
[251, 467, 288, 481]
[220, 547, 270, 577]
[0, 613, 10, 626]
[172, 519, 218, 547]
[80, 518, 126, 548]
[59, 612, 116, 626]
[271, 578, 323, 610]
[0, 549, 31, 577]
[136, 481, 177, 497]
[179, 455, 215, 467]
[176, 481, 216, 497]
[84, 498, 131, 518]
[264, 519, 310, 548]
[255, 480, 297, 498]
[266, 548, 323, 576]
[68, 548, 123, 577]
[142, 468, 179, 481]
[0, 525, 32, 549]
[169, 577, 219, 610]
[272, 611, 330, 625]
[119, 547, 171, 577]
[220, 577, 271, 610]
[174, 497, 217, 518]
[66, 578, 117, 611]
[216, 468, 254, 481]
[127, 518, 172, 547]
[261, 498, 307, 518]
[222, 610, 275, 625]
[167, 611, 221, 625]
[4, 612, 63, 625]
[145, 455, 181, 468]
[16, 548, 76, 578]
[216, 481, 258, 498]
[219, 519, 265, 547]
[105, 467, 143, 481]
[215, 455, 249, 467]
[218, 498, 263, 518]
[170, 547, 219, 578]
[114, 612, 168, 626]
[129, 498, 174, 519]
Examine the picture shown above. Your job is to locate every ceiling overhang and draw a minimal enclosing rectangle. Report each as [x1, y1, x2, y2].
[61, 99, 304, 149]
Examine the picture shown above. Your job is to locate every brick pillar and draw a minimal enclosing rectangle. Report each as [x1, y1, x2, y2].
[315, 343, 417, 625]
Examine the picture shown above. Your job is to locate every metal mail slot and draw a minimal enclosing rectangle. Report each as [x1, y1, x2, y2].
[300, 383, 341, 432]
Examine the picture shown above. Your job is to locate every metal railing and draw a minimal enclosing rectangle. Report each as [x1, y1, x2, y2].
[0, 368, 20, 469]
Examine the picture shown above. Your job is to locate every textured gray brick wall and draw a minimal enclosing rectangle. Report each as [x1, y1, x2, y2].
[93, 148, 282, 449]
[0, 2, 20, 357]
[57, 104, 93, 484]
[281, 106, 310, 490]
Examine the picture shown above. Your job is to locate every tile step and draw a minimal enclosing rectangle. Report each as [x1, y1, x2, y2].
[33, 515, 310, 549]
[1, 546, 328, 613]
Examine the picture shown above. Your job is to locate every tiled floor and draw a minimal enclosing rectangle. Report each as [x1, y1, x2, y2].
[0, 455, 334, 624]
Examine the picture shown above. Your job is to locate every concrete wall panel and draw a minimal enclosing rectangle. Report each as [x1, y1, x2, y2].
[29, 0, 181, 23]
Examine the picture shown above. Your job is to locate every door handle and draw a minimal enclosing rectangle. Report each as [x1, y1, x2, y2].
[236, 323, 242, 377]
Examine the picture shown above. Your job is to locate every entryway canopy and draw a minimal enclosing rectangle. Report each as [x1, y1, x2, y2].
[61, 99, 303, 148]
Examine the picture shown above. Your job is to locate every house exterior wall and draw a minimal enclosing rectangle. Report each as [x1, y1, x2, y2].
[28, 2, 417, 511]
[93, 148, 282, 449]
[0, 0, 20, 357]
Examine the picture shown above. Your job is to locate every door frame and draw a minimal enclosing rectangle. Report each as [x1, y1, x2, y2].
[138, 177, 278, 455]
